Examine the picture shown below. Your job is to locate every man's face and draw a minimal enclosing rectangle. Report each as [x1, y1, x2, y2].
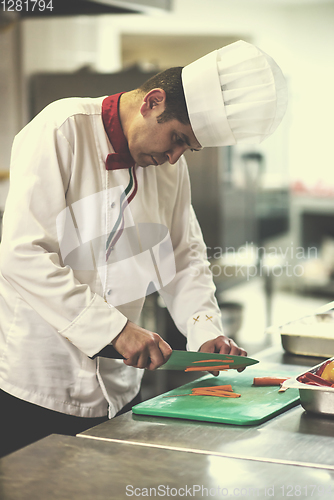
[127, 90, 202, 168]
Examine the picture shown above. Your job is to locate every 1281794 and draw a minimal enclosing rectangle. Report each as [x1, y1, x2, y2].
[1, 0, 53, 12]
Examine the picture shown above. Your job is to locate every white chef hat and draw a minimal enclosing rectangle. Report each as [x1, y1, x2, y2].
[181, 40, 288, 147]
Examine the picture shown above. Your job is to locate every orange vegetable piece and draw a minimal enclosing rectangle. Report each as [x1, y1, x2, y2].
[192, 359, 232, 364]
[193, 385, 233, 392]
[253, 377, 289, 386]
[185, 365, 231, 372]
[191, 390, 241, 398]
[163, 383, 241, 399]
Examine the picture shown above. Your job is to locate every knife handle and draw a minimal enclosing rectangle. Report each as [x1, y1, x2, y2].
[90, 345, 125, 360]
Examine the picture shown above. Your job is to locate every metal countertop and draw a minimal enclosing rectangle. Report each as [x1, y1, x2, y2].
[79, 346, 334, 470]
[1, 434, 334, 500]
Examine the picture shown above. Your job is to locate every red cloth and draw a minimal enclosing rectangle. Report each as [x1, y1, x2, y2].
[102, 93, 135, 170]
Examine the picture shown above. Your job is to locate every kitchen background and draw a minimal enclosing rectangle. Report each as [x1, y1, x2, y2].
[1, 0, 334, 395]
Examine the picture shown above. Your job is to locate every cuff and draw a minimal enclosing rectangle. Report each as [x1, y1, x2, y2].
[186, 312, 224, 352]
[58, 293, 128, 357]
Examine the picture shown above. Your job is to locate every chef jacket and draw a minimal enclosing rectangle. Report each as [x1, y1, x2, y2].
[0, 95, 224, 418]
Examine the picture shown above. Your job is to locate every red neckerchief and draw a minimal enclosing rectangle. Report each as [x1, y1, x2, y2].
[102, 93, 135, 170]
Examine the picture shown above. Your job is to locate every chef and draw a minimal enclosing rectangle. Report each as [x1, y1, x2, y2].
[0, 40, 288, 456]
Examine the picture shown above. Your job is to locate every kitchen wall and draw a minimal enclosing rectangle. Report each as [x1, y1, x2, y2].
[1, 0, 333, 203]
[108, 0, 334, 191]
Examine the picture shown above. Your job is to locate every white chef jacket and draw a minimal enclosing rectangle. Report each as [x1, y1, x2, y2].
[0, 95, 224, 418]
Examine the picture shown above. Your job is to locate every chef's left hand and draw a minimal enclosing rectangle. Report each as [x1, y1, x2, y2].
[199, 335, 247, 376]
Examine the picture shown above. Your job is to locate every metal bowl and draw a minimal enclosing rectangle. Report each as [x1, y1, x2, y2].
[281, 358, 334, 416]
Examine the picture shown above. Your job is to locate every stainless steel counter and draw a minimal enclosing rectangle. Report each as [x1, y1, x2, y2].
[2, 345, 334, 500]
[2, 433, 334, 500]
[79, 404, 334, 470]
[79, 346, 334, 470]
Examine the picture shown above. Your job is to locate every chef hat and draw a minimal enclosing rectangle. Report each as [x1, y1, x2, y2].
[181, 40, 288, 147]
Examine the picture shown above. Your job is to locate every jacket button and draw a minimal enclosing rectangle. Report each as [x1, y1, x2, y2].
[111, 202, 116, 208]
[107, 289, 112, 295]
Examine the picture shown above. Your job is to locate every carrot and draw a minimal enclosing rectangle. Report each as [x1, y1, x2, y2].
[192, 390, 232, 395]
[253, 377, 289, 386]
[191, 391, 241, 398]
[185, 365, 231, 372]
[192, 359, 233, 364]
[193, 384, 233, 392]
[191, 390, 231, 394]
[191, 384, 239, 397]
[163, 383, 241, 399]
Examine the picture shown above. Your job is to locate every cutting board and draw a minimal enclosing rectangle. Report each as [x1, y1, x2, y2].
[132, 368, 300, 425]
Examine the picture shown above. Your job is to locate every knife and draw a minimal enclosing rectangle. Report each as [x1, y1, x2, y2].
[159, 350, 258, 371]
[90, 347, 259, 371]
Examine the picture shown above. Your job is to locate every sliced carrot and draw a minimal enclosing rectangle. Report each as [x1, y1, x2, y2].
[185, 365, 231, 372]
[192, 386, 238, 397]
[162, 392, 240, 398]
[163, 383, 241, 399]
[253, 377, 289, 386]
[192, 359, 232, 364]
[191, 389, 221, 394]
[192, 389, 223, 394]
[191, 391, 241, 398]
[193, 384, 233, 392]
[192, 390, 232, 395]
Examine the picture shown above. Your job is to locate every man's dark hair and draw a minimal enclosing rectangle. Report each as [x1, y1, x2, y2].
[139, 67, 190, 125]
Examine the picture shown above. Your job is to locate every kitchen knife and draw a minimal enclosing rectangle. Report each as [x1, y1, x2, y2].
[91, 347, 258, 371]
[158, 350, 258, 371]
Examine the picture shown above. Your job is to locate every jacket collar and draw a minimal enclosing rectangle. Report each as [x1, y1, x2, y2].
[102, 93, 135, 170]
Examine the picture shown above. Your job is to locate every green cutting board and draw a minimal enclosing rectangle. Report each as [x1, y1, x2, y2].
[132, 368, 300, 425]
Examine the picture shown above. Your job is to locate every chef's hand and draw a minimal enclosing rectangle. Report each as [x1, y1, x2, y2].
[199, 335, 247, 376]
[112, 321, 172, 370]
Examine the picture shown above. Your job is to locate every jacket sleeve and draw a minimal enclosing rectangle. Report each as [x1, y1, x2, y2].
[158, 156, 224, 352]
[0, 109, 128, 358]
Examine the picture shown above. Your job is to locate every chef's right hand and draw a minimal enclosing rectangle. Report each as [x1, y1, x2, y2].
[112, 320, 172, 370]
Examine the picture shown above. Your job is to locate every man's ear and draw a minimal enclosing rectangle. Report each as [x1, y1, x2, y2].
[140, 89, 166, 117]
